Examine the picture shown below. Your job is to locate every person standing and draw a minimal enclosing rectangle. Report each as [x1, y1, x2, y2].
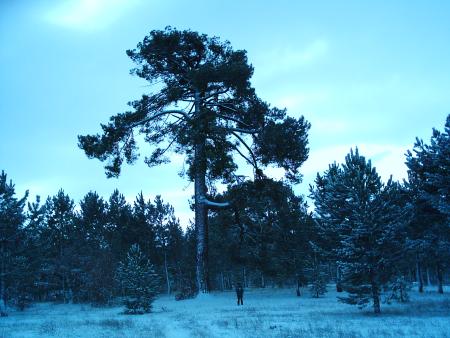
[236, 283, 244, 305]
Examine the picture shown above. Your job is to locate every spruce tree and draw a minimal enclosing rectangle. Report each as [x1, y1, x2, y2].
[42, 190, 76, 303]
[106, 190, 133, 261]
[24, 196, 48, 302]
[0, 171, 28, 315]
[311, 149, 410, 313]
[309, 163, 348, 292]
[308, 243, 327, 298]
[208, 178, 312, 288]
[406, 114, 450, 293]
[115, 244, 160, 314]
[132, 192, 157, 262]
[76, 191, 113, 303]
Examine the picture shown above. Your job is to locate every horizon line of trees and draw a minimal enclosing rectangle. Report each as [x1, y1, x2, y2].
[1, 114, 448, 314]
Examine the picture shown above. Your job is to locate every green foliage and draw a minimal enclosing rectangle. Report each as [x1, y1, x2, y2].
[115, 244, 161, 314]
[208, 179, 313, 287]
[0, 171, 29, 313]
[78, 27, 311, 294]
[405, 114, 450, 289]
[308, 263, 327, 298]
[407, 114, 449, 218]
[384, 276, 411, 304]
[311, 149, 411, 313]
[78, 27, 310, 185]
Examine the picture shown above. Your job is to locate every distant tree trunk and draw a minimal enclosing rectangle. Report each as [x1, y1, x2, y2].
[164, 250, 170, 295]
[336, 265, 343, 292]
[426, 267, 432, 286]
[416, 256, 424, 293]
[296, 278, 301, 297]
[371, 279, 381, 314]
[436, 261, 444, 294]
[220, 272, 224, 291]
[261, 271, 265, 288]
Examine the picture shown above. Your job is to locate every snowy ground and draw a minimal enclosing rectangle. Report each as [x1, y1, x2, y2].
[1, 287, 449, 338]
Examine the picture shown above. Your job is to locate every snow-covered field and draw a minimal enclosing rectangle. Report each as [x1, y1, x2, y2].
[1, 287, 449, 338]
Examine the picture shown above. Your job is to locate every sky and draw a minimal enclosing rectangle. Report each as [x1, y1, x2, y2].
[1, 0, 449, 226]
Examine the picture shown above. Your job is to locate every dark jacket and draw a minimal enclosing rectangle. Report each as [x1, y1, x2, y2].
[236, 286, 244, 298]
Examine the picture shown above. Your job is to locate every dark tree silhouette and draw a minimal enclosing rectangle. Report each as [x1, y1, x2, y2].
[78, 27, 310, 293]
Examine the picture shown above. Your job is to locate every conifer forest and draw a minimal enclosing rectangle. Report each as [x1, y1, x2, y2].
[1, 21, 449, 338]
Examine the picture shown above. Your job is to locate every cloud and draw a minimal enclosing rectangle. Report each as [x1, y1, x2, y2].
[272, 89, 330, 113]
[43, 0, 141, 30]
[256, 39, 329, 79]
[281, 39, 329, 68]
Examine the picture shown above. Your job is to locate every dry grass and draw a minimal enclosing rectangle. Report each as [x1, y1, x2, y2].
[0, 287, 449, 337]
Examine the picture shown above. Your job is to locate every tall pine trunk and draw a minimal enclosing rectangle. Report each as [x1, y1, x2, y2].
[194, 91, 209, 294]
[436, 261, 444, 294]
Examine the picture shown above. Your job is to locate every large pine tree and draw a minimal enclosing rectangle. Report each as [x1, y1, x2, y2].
[78, 28, 310, 293]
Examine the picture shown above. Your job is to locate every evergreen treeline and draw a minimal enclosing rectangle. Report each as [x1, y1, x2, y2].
[0, 116, 449, 314]
[1, 186, 190, 313]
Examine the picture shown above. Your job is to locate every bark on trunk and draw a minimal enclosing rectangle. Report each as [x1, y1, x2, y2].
[371, 281, 381, 314]
[336, 265, 343, 292]
[437, 261, 444, 294]
[426, 267, 431, 286]
[194, 90, 209, 294]
[416, 256, 424, 293]
[164, 250, 171, 295]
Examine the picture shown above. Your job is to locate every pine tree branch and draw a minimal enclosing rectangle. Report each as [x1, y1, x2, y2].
[231, 131, 259, 169]
[130, 110, 191, 129]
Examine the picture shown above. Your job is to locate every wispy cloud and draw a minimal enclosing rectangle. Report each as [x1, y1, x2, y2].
[256, 39, 329, 79]
[43, 0, 141, 30]
[279, 39, 329, 68]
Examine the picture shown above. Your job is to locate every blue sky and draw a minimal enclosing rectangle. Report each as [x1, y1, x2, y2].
[1, 0, 449, 225]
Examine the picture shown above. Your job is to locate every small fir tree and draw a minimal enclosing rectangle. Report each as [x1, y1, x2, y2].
[115, 244, 160, 314]
[308, 244, 327, 298]
[384, 276, 411, 304]
[309, 263, 327, 298]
